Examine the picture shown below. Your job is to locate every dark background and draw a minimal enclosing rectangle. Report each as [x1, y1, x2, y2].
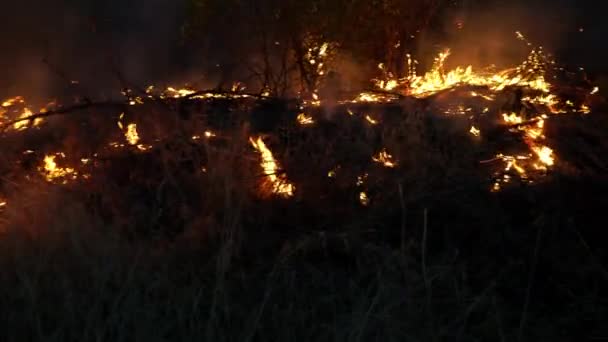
[0, 0, 604, 101]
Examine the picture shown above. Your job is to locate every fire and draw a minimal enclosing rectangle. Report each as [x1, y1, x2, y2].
[359, 192, 370, 206]
[372, 149, 397, 168]
[524, 118, 545, 140]
[365, 115, 379, 125]
[469, 126, 481, 137]
[2, 96, 24, 107]
[125, 123, 140, 145]
[40, 154, 78, 183]
[372, 35, 552, 99]
[249, 136, 295, 198]
[502, 112, 524, 124]
[297, 113, 315, 125]
[13, 108, 34, 131]
[532, 146, 555, 167]
[166, 87, 196, 98]
[0, 31, 596, 202]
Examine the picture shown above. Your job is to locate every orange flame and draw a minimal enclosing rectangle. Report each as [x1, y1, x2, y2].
[249, 136, 295, 198]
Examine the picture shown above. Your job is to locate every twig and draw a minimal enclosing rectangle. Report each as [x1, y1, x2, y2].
[573, 227, 608, 282]
[1, 102, 127, 131]
[422, 208, 436, 341]
[398, 182, 406, 253]
[518, 224, 543, 342]
[183, 89, 271, 101]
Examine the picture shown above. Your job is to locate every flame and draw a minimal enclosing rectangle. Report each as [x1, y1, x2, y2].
[524, 118, 545, 140]
[359, 192, 370, 206]
[2, 96, 24, 107]
[125, 123, 140, 145]
[532, 146, 555, 167]
[10, 108, 43, 131]
[502, 112, 524, 124]
[372, 38, 552, 99]
[372, 149, 397, 168]
[40, 154, 77, 183]
[365, 115, 378, 125]
[249, 136, 295, 198]
[166, 87, 196, 98]
[469, 126, 481, 137]
[297, 113, 315, 125]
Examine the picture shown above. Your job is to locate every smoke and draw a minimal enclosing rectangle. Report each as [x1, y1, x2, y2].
[412, 0, 586, 71]
[437, 0, 607, 77]
[0, 0, 188, 102]
[1, 0, 605, 103]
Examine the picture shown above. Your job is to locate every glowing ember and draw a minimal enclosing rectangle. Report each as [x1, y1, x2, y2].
[365, 115, 378, 125]
[469, 126, 481, 137]
[297, 113, 315, 125]
[249, 136, 295, 198]
[359, 192, 370, 206]
[372, 149, 397, 168]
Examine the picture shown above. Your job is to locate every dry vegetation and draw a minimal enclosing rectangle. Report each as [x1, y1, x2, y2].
[0, 1, 607, 341]
[0, 88, 607, 341]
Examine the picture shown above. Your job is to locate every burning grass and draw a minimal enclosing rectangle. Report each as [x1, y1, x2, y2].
[0, 34, 607, 341]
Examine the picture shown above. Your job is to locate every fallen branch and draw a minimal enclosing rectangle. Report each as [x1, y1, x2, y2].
[1, 101, 127, 132]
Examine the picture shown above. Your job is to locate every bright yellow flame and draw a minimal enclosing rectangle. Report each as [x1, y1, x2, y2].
[372, 149, 397, 168]
[249, 136, 295, 198]
[125, 123, 140, 145]
[41, 154, 77, 183]
[166, 87, 196, 98]
[297, 113, 315, 125]
[502, 112, 524, 124]
[469, 126, 481, 137]
[524, 118, 545, 140]
[532, 146, 555, 167]
[2, 96, 24, 107]
[365, 115, 378, 125]
[12, 108, 42, 131]
[359, 192, 370, 206]
[371, 44, 552, 100]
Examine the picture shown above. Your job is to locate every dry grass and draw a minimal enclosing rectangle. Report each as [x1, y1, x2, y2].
[0, 95, 607, 341]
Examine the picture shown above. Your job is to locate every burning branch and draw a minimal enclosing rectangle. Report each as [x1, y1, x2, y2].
[1, 102, 127, 132]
